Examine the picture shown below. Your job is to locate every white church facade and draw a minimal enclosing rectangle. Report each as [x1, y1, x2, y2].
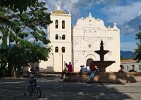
[39, 6, 120, 72]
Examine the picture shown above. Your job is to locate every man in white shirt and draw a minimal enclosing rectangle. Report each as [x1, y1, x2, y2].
[86, 65, 90, 72]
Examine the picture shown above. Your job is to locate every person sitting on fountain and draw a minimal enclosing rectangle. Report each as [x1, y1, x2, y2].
[79, 65, 86, 75]
[86, 65, 90, 72]
[88, 61, 97, 83]
[118, 65, 124, 72]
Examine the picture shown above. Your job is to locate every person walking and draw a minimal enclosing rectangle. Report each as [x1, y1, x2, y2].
[88, 61, 97, 83]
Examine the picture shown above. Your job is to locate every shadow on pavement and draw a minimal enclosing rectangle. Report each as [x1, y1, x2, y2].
[0, 78, 133, 100]
[40, 78, 132, 100]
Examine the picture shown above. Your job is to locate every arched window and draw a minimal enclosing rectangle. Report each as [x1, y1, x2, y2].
[55, 34, 58, 40]
[55, 47, 59, 53]
[55, 20, 58, 28]
[62, 34, 65, 40]
[89, 20, 92, 25]
[62, 47, 65, 53]
[62, 20, 65, 29]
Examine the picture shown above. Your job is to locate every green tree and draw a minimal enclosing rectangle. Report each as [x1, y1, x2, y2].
[9, 42, 50, 67]
[134, 27, 141, 62]
[7, 1, 52, 44]
[0, 1, 52, 77]
[9, 42, 51, 77]
[0, 0, 38, 12]
[0, 0, 38, 26]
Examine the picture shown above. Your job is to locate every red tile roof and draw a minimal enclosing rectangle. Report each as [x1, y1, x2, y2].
[121, 59, 137, 63]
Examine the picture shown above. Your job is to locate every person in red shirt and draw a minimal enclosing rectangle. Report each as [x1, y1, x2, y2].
[67, 62, 73, 73]
[88, 61, 97, 83]
[60, 62, 73, 79]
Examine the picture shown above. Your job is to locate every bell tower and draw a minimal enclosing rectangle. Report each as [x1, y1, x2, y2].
[47, 5, 72, 72]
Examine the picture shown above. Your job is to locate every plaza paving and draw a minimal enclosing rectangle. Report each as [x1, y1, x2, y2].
[0, 77, 141, 100]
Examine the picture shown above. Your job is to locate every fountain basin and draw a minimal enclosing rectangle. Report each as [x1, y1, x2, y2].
[94, 50, 109, 61]
[93, 61, 115, 72]
[95, 50, 109, 55]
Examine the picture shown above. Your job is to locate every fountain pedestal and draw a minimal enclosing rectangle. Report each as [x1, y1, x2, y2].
[93, 40, 115, 72]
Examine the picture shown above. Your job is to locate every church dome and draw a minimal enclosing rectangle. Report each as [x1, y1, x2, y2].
[52, 5, 67, 14]
[52, 10, 67, 14]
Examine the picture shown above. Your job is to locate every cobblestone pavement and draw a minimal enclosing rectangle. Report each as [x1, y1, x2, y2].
[0, 77, 141, 100]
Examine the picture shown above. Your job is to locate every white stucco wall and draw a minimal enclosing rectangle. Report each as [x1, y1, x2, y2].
[73, 13, 120, 72]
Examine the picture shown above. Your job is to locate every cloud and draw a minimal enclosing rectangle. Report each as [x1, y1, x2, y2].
[44, 0, 141, 36]
[45, 0, 79, 12]
[44, 0, 141, 24]
[44, 0, 118, 21]
[138, 10, 141, 16]
[102, 2, 141, 25]
[121, 15, 141, 35]
[44, 0, 81, 21]
[101, 1, 141, 36]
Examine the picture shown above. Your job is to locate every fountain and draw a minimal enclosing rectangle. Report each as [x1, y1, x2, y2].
[93, 40, 115, 72]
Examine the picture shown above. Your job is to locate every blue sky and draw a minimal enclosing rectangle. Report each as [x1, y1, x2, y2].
[44, 0, 141, 51]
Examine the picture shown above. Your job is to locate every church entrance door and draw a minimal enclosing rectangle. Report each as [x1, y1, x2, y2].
[86, 58, 93, 66]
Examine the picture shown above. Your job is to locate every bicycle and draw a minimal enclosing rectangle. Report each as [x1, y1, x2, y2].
[24, 77, 41, 98]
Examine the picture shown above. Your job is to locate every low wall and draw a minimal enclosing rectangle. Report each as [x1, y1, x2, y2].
[64, 72, 141, 84]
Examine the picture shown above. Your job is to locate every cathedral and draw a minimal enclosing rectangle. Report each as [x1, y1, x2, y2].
[39, 6, 120, 72]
